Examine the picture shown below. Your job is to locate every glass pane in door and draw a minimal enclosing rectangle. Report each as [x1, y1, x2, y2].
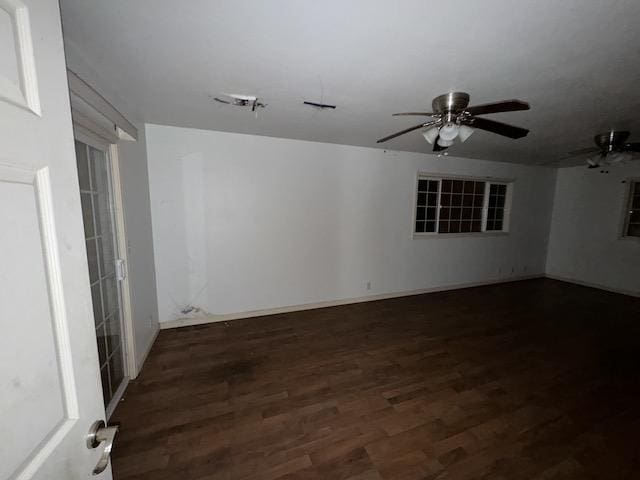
[74, 140, 125, 408]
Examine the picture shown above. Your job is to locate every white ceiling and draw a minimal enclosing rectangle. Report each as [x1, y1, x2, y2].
[59, 0, 640, 165]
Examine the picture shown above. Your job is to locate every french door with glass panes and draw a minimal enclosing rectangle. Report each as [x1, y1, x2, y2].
[75, 140, 127, 414]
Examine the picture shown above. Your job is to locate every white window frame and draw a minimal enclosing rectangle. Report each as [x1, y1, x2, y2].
[412, 173, 513, 239]
[620, 177, 640, 240]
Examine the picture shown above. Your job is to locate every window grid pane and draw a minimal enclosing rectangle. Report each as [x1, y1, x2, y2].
[486, 183, 507, 232]
[626, 181, 640, 237]
[438, 179, 484, 233]
[76, 141, 125, 409]
[415, 179, 440, 233]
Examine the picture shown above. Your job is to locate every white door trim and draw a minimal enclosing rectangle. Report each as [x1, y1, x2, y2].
[67, 69, 137, 140]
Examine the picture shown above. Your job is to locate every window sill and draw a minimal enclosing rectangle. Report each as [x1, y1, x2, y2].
[412, 231, 510, 240]
[618, 235, 640, 243]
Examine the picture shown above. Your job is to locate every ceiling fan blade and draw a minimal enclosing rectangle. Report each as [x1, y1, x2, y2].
[466, 117, 529, 139]
[567, 146, 601, 156]
[624, 142, 640, 152]
[392, 112, 436, 117]
[465, 99, 530, 116]
[376, 121, 437, 143]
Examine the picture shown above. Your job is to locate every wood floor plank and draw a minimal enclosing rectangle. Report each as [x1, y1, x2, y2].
[112, 279, 640, 479]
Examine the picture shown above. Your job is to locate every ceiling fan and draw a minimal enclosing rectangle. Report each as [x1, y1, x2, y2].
[377, 92, 530, 152]
[565, 131, 640, 168]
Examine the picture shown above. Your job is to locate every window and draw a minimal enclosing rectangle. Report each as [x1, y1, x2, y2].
[624, 180, 640, 238]
[487, 183, 507, 231]
[414, 176, 511, 235]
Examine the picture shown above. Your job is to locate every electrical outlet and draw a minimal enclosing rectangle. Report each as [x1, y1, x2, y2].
[366, 281, 371, 291]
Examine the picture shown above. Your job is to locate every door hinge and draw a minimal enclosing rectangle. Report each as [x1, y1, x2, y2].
[115, 259, 126, 281]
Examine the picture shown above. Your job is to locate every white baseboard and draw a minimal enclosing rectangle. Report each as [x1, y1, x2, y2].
[544, 274, 640, 298]
[132, 324, 160, 378]
[160, 274, 544, 330]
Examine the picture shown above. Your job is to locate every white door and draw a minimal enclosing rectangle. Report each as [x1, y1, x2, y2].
[0, 0, 115, 479]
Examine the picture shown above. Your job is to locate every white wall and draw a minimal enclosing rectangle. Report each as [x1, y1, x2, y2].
[146, 124, 557, 324]
[546, 163, 640, 296]
[64, 42, 159, 371]
[117, 126, 160, 367]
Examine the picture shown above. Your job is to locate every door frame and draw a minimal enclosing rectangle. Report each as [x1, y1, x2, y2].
[107, 143, 136, 380]
[73, 129, 137, 412]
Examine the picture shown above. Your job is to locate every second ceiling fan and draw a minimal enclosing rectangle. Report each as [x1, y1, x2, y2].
[564, 131, 640, 168]
[377, 92, 530, 152]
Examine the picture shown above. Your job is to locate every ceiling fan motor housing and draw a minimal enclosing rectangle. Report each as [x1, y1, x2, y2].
[432, 92, 470, 115]
[594, 131, 630, 151]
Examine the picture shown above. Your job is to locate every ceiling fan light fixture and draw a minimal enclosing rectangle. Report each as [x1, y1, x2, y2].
[458, 125, 474, 142]
[438, 123, 459, 141]
[437, 137, 454, 147]
[422, 126, 439, 144]
[606, 151, 631, 164]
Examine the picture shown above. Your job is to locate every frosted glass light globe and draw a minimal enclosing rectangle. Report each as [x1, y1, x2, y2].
[437, 137, 454, 147]
[422, 127, 439, 144]
[439, 123, 459, 141]
[458, 125, 474, 142]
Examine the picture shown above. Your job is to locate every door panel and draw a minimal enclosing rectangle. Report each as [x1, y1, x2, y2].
[0, 167, 74, 480]
[0, 0, 111, 478]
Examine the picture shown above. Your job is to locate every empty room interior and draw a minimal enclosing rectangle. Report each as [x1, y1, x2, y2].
[2, 0, 640, 479]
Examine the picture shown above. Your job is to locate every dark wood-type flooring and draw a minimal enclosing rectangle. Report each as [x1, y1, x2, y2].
[112, 279, 640, 480]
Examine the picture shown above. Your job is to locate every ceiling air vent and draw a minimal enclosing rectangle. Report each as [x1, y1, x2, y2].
[212, 93, 266, 111]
